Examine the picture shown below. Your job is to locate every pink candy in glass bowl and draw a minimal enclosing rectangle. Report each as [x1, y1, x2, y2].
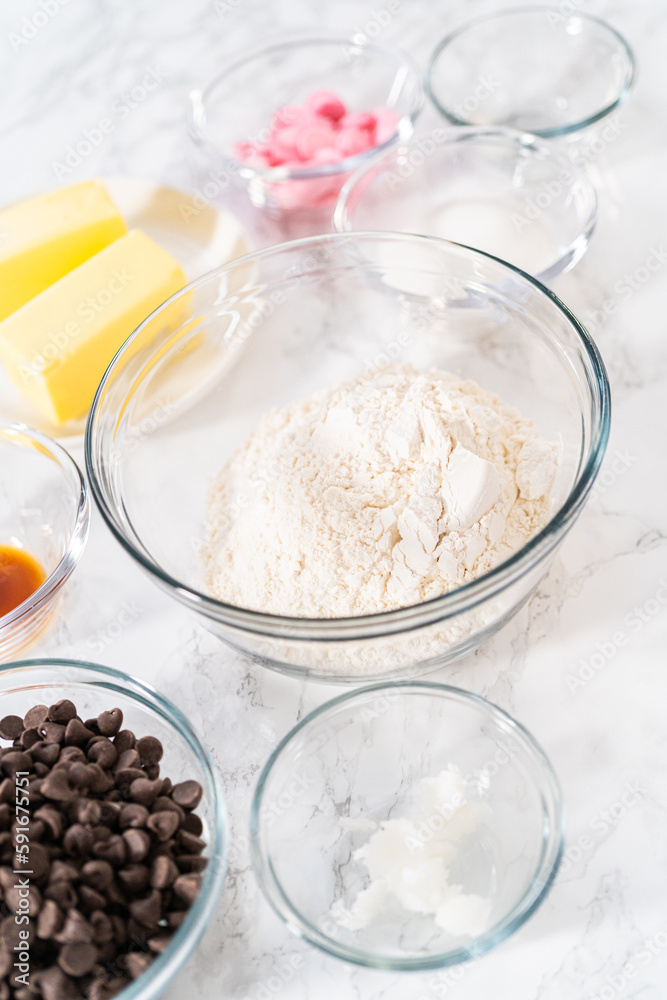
[188, 36, 424, 215]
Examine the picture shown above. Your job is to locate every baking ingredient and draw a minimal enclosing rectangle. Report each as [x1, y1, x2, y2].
[0, 546, 45, 618]
[0, 700, 206, 998]
[0, 180, 127, 323]
[333, 765, 492, 937]
[234, 90, 400, 210]
[204, 363, 558, 617]
[0, 229, 186, 425]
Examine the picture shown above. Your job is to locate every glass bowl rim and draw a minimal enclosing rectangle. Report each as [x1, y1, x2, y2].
[187, 33, 425, 180]
[85, 230, 611, 641]
[425, 6, 637, 138]
[0, 423, 90, 632]
[333, 124, 599, 284]
[0, 656, 229, 1000]
[249, 679, 564, 970]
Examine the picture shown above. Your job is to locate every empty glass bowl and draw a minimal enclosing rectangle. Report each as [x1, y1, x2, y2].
[188, 35, 424, 215]
[427, 8, 636, 138]
[334, 127, 598, 283]
[0, 658, 228, 999]
[85, 233, 610, 682]
[0, 424, 89, 660]
[251, 682, 563, 969]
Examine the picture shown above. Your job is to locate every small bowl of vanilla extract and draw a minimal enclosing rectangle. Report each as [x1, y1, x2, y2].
[0, 424, 89, 659]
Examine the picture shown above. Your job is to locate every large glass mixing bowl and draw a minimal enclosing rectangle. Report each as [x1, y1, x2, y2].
[85, 233, 610, 682]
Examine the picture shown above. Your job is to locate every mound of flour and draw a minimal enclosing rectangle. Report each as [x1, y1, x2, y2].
[203, 364, 557, 617]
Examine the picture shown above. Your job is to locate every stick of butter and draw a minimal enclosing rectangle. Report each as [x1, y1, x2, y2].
[0, 229, 186, 425]
[0, 180, 127, 322]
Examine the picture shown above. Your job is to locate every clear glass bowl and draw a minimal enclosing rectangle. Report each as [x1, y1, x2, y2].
[334, 127, 598, 283]
[250, 681, 563, 970]
[85, 233, 610, 683]
[0, 425, 89, 661]
[0, 658, 228, 1000]
[188, 36, 424, 215]
[426, 8, 636, 138]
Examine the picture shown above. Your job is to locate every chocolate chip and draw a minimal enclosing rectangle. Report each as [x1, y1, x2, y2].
[181, 812, 203, 837]
[54, 908, 93, 944]
[64, 718, 94, 746]
[173, 873, 201, 905]
[122, 829, 150, 864]
[30, 842, 51, 881]
[32, 742, 60, 765]
[112, 729, 135, 753]
[118, 864, 149, 894]
[98, 800, 121, 826]
[171, 780, 202, 810]
[0, 715, 24, 740]
[44, 881, 78, 909]
[86, 763, 114, 795]
[77, 885, 106, 913]
[146, 810, 179, 842]
[48, 700, 77, 724]
[34, 804, 64, 839]
[115, 748, 141, 772]
[68, 762, 93, 788]
[167, 910, 186, 930]
[50, 860, 79, 881]
[92, 834, 126, 867]
[147, 932, 172, 954]
[1, 749, 32, 777]
[129, 889, 162, 929]
[150, 855, 179, 890]
[97, 708, 123, 737]
[178, 830, 206, 854]
[36, 966, 80, 1000]
[37, 899, 64, 939]
[24, 704, 48, 729]
[20, 726, 43, 749]
[119, 803, 149, 829]
[114, 767, 145, 789]
[0, 946, 11, 977]
[176, 854, 208, 874]
[41, 768, 74, 802]
[41, 722, 66, 744]
[58, 940, 99, 976]
[63, 823, 94, 857]
[90, 910, 114, 944]
[74, 798, 102, 825]
[125, 951, 153, 979]
[135, 736, 163, 766]
[81, 860, 114, 892]
[89, 977, 130, 1000]
[87, 739, 117, 769]
[130, 777, 162, 806]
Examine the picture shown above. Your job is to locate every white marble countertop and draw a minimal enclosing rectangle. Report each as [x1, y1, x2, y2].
[2, 0, 666, 997]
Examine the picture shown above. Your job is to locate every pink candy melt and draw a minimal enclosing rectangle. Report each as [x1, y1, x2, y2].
[234, 89, 401, 210]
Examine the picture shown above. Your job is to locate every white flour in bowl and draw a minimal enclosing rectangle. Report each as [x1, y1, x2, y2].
[203, 363, 557, 618]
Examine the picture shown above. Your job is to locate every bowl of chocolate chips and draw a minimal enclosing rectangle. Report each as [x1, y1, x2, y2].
[0, 659, 227, 1000]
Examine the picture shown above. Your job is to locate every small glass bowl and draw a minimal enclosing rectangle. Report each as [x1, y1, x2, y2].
[0, 424, 89, 661]
[0, 658, 228, 1000]
[85, 233, 610, 682]
[426, 8, 636, 138]
[188, 35, 424, 215]
[334, 126, 598, 283]
[251, 681, 563, 970]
